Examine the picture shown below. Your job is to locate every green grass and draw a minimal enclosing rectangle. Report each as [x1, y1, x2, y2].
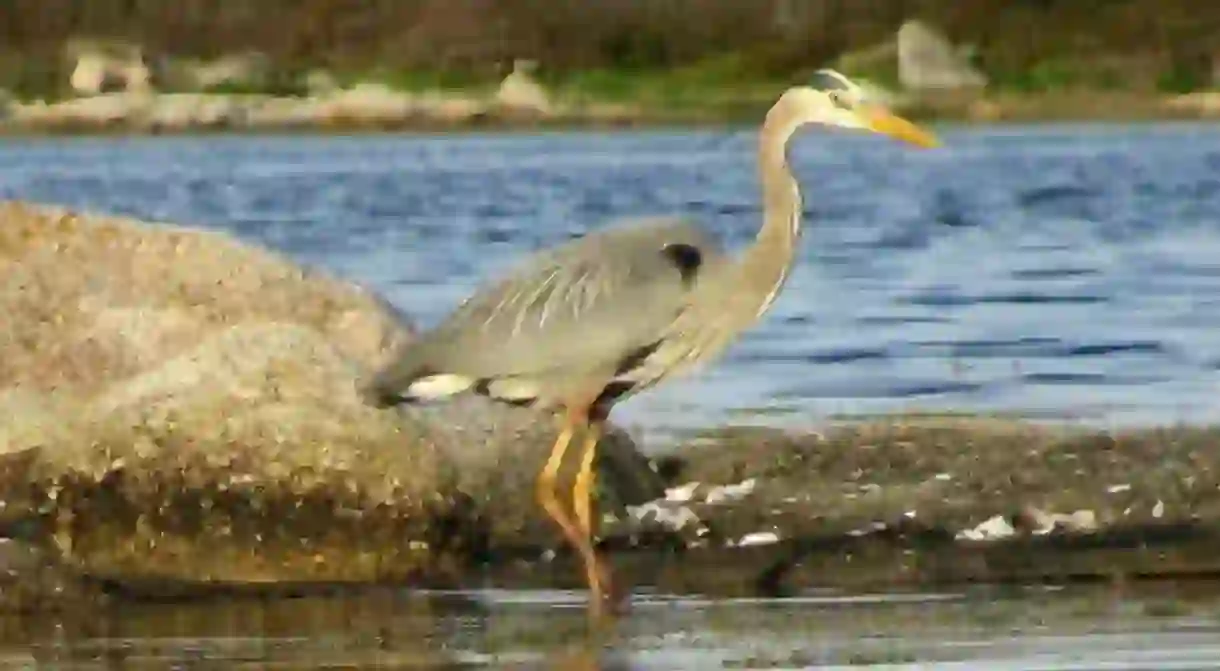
[349, 67, 496, 94]
[992, 58, 1129, 93]
[200, 77, 309, 98]
[314, 53, 797, 121]
[548, 54, 788, 107]
[0, 51, 71, 102]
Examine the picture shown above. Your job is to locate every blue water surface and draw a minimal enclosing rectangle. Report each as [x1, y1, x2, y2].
[4, 123, 1220, 442]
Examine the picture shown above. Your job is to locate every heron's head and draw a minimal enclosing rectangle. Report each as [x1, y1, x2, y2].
[771, 69, 939, 148]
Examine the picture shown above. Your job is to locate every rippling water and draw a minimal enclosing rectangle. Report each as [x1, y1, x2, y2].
[5, 124, 1220, 441]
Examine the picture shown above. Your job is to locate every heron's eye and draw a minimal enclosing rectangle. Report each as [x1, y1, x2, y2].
[827, 91, 850, 109]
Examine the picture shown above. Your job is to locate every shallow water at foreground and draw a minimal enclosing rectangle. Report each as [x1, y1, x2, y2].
[5, 584, 1220, 669]
[5, 124, 1220, 441]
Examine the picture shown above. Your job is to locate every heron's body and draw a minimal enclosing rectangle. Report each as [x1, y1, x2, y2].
[368, 208, 811, 413]
[370, 217, 725, 411]
[361, 69, 939, 619]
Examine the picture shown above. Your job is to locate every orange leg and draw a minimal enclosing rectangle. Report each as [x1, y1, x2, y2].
[572, 420, 616, 616]
[536, 406, 620, 621]
[536, 423, 585, 558]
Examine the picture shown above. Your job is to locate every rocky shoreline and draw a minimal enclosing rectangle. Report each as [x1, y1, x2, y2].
[3, 417, 1220, 614]
[4, 89, 1220, 136]
[2, 201, 1219, 614]
[0, 88, 645, 135]
[6, 23, 1220, 135]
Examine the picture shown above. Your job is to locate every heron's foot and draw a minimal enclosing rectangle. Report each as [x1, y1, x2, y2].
[582, 545, 628, 621]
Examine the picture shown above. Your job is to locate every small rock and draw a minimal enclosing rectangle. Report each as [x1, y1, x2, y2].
[1165, 92, 1220, 116]
[494, 60, 552, 115]
[897, 20, 988, 92]
[65, 39, 155, 96]
[180, 52, 272, 91]
[145, 94, 250, 130]
[305, 70, 340, 96]
[18, 92, 152, 127]
[317, 82, 415, 122]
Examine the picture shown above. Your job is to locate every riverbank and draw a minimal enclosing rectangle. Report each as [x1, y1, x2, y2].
[5, 1, 1220, 136]
[3, 88, 1220, 138]
[3, 200, 1220, 613]
[3, 416, 1220, 611]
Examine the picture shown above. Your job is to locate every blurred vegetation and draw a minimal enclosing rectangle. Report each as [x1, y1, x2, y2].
[0, 0, 1217, 102]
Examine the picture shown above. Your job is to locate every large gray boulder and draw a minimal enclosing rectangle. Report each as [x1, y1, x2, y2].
[0, 201, 662, 589]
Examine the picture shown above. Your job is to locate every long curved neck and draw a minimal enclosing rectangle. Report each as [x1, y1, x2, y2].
[735, 107, 803, 317]
[755, 113, 803, 249]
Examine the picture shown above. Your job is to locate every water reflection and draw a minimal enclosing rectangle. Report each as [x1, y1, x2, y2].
[5, 583, 1220, 668]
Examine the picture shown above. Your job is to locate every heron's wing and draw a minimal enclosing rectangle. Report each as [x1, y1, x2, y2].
[423, 216, 724, 381]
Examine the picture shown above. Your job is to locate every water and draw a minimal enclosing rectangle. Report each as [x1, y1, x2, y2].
[4, 125, 1220, 442]
[5, 126, 1220, 666]
[7, 585, 1220, 668]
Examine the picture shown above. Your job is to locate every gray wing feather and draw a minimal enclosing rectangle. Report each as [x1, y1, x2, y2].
[415, 216, 723, 381]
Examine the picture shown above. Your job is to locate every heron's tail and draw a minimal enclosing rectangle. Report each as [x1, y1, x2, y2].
[357, 345, 474, 408]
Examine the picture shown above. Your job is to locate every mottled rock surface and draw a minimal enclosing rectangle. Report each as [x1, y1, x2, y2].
[0, 201, 663, 593]
[588, 418, 1220, 596]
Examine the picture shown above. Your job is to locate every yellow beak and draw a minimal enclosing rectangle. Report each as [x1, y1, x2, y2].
[860, 107, 940, 148]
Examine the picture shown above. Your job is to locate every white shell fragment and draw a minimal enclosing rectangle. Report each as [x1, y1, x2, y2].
[704, 478, 757, 505]
[664, 481, 701, 503]
[734, 531, 781, 547]
[1026, 508, 1098, 536]
[626, 501, 700, 531]
[955, 515, 1015, 542]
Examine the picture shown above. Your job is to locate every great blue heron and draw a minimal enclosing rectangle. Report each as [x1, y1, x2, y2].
[360, 69, 939, 618]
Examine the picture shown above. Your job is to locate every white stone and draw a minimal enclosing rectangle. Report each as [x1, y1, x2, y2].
[494, 60, 552, 114]
[897, 20, 987, 92]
